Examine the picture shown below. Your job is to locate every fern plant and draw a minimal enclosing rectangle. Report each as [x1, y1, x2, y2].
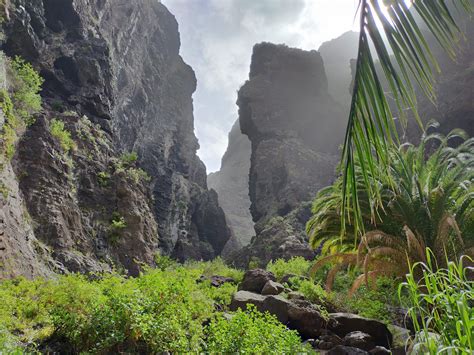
[307, 127, 473, 292]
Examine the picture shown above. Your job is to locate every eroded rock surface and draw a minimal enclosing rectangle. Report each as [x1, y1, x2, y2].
[1, 0, 230, 276]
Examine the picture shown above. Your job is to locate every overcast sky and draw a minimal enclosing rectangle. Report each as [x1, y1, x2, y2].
[162, 0, 360, 172]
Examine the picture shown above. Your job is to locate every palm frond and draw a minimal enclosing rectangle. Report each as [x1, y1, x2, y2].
[341, 0, 473, 237]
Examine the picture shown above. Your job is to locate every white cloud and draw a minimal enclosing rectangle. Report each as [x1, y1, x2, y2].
[162, 0, 360, 172]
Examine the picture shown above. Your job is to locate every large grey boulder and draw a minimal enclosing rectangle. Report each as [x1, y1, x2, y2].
[229, 291, 267, 311]
[330, 313, 393, 349]
[229, 291, 327, 338]
[238, 269, 276, 293]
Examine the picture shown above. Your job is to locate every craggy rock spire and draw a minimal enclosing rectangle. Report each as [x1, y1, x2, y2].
[230, 43, 346, 267]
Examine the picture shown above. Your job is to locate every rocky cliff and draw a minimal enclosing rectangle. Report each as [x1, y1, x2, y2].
[318, 31, 359, 109]
[208, 120, 254, 253]
[0, 0, 230, 277]
[228, 43, 346, 267]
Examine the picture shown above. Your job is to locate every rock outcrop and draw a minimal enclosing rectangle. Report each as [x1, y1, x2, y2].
[1, 0, 230, 276]
[230, 43, 345, 266]
[208, 120, 254, 253]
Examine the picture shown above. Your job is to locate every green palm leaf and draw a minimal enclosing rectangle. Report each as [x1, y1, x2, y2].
[342, 0, 473, 237]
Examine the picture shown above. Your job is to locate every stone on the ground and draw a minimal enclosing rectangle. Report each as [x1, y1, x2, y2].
[316, 333, 343, 350]
[261, 280, 285, 295]
[229, 290, 327, 338]
[329, 313, 393, 348]
[238, 269, 276, 293]
[369, 346, 391, 354]
[343, 331, 375, 351]
[287, 299, 327, 339]
[287, 291, 305, 300]
[327, 345, 369, 354]
[229, 290, 266, 311]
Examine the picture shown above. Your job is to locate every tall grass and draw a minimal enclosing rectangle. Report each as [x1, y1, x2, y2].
[400, 249, 473, 354]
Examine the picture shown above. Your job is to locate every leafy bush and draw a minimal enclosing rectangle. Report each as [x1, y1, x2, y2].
[10, 56, 43, 124]
[308, 128, 474, 292]
[108, 213, 127, 243]
[343, 277, 405, 324]
[97, 171, 110, 187]
[266, 257, 311, 280]
[0, 268, 214, 352]
[49, 119, 76, 153]
[205, 305, 312, 353]
[400, 250, 474, 354]
[119, 151, 138, 167]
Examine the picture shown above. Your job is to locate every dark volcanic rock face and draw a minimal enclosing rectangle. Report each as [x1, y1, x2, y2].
[230, 43, 345, 266]
[1, 0, 230, 276]
[238, 43, 345, 234]
[208, 120, 254, 253]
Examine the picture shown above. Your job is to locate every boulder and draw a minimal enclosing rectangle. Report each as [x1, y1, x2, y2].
[263, 295, 290, 323]
[343, 331, 375, 351]
[229, 291, 266, 311]
[329, 313, 393, 348]
[288, 291, 306, 300]
[315, 333, 343, 350]
[229, 291, 327, 338]
[261, 280, 285, 295]
[287, 299, 327, 339]
[369, 346, 391, 354]
[238, 269, 276, 293]
[327, 345, 369, 355]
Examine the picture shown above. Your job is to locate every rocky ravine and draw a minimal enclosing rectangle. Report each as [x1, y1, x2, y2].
[0, 0, 230, 277]
[208, 120, 254, 254]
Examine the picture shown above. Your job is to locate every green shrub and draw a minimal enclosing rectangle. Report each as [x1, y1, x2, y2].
[108, 213, 127, 243]
[97, 171, 110, 187]
[400, 250, 474, 354]
[345, 279, 398, 323]
[49, 119, 76, 153]
[0, 89, 18, 160]
[266, 257, 311, 280]
[11, 56, 43, 124]
[185, 257, 244, 282]
[127, 167, 151, 184]
[119, 151, 138, 167]
[205, 305, 313, 353]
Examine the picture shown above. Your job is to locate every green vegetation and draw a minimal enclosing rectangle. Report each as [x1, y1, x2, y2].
[10, 56, 44, 125]
[0, 56, 43, 161]
[400, 251, 473, 354]
[114, 151, 151, 184]
[339, 0, 472, 237]
[205, 305, 312, 353]
[108, 213, 127, 243]
[308, 128, 473, 292]
[97, 171, 110, 187]
[0, 260, 307, 353]
[266, 256, 310, 280]
[119, 151, 138, 166]
[49, 119, 76, 153]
